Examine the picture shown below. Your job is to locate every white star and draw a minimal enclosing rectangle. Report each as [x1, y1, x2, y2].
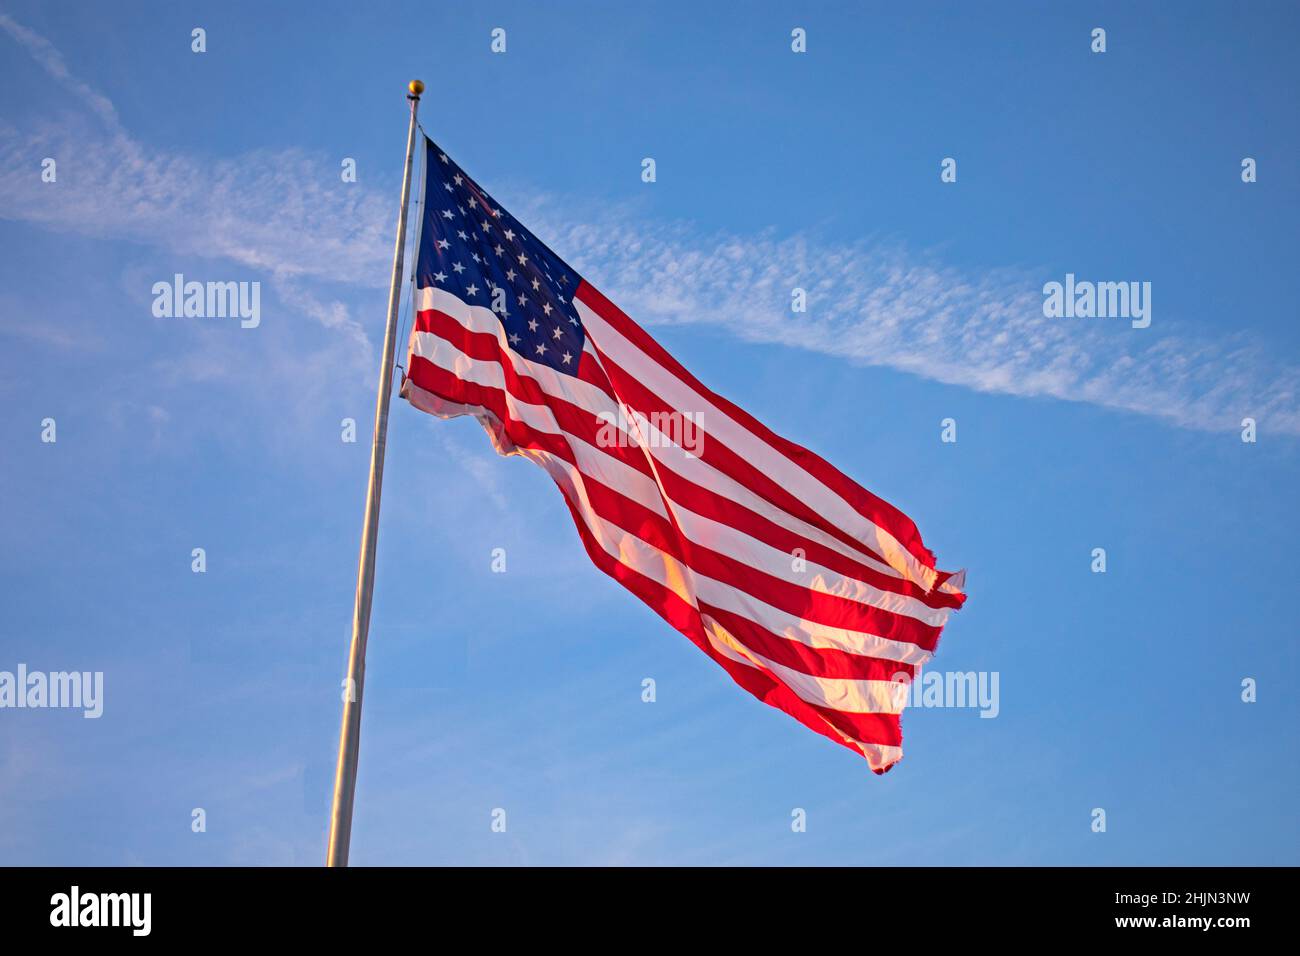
[457, 230, 468, 241]
[452, 261, 465, 274]
[433, 271, 447, 283]
[528, 318, 539, 332]
[467, 196, 477, 209]
[453, 173, 464, 185]
[535, 343, 547, 356]
[561, 351, 573, 365]
[503, 229, 515, 241]
[542, 303, 552, 316]
[551, 327, 563, 340]
[481, 221, 492, 233]
[517, 252, 528, 266]
[443, 182, 453, 192]
[442, 209, 454, 220]
[531, 278, 540, 291]
[505, 268, 516, 281]
[439, 153, 449, 164]
[436, 238, 450, 250]
[569, 316, 579, 326]
[471, 252, 481, 263]
[517, 293, 528, 306]
[465, 283, 479, 297]
[494, 245, 505, 256]
[508, 332, 521, 345]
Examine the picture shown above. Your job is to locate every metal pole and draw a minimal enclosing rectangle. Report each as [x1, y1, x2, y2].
[326, 79, 424, 867]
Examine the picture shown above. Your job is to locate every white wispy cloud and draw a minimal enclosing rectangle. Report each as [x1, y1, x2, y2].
[1, 15, 1295, 436]
[524, 204, 1299, 435]
[0, 12, 120, 130]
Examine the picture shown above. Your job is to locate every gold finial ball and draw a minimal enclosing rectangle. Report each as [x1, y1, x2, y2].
[409, 79, 425, 97]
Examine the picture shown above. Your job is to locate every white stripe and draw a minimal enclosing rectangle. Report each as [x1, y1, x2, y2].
[670, 501, 950, 628]
[406, 378, 936, 667]
[574, 294, 941, 592]
[409, 287, 921, 772]
[699, 625, 905, 770]
[409, 329, 944, 638]
[702, 616, 909, 714]
[537, 452, 934, 665]
[409, 329, 670, 519]
[415, 288, 923, 591]
[521, 444, 930, 689]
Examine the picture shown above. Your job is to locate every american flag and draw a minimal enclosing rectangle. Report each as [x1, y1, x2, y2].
[400, 136, 967, 773]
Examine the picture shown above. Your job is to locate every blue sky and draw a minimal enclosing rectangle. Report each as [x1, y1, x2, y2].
[1, 0, 1297, 865]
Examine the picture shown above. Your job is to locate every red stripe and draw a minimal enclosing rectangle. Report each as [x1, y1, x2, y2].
[416, 307, 954, 611]
[408, 355, 574, 462]
[410, 324, 941, 649]
[700, 602, 916, 684]
[410, 312, 951, 634]
[574, 349, 615, 398]
[554, 489, 905, 767]
[414, 309, 654, 478]
[587, 334, 901, 572]
[565, 457, 941, 652]
[407, 325, 914, 769]
[409, 350, 939, 660]
[577, 281, 945, 578]
[652, 461, 963, 610]
[586, 334, 963, 610]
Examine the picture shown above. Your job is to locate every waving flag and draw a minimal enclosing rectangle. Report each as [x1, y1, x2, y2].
[400, 136, 966, 772]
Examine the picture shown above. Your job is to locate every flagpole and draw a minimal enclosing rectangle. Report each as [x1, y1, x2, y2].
[326, 78, 424, 868]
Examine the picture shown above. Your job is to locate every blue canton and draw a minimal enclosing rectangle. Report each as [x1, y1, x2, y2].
[414, 136, 585, 374]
